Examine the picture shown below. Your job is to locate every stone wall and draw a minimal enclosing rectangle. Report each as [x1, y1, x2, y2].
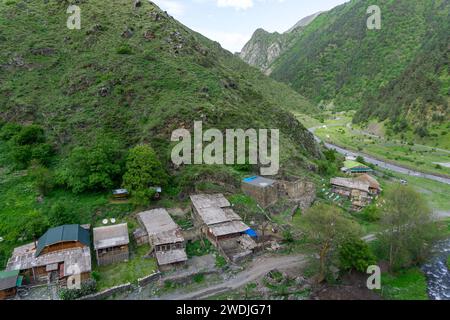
[137, 272, 161, 287]
[78, 283, 132, 300]
[278, 180, 316, 210]
[241, 182, 279, 208]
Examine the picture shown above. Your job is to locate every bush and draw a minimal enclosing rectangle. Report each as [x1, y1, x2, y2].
[339, 237, 377, 273]
[14, 125, 45, 146]
[3, 124, 53, 168]
[282, 230, 294, 243]
[360, 204, 381, 222]
[48, 202, 77, 226]
[116, 45, 133, 54]
[122, 145, 168, 204]
[28, 162, 54, 196]
[57, 138, 124, 193]
[59, 279, 97, 300]
[0, 123, 21, 141]
[215, 255, 227, 269]
[186, 239, 213, 258]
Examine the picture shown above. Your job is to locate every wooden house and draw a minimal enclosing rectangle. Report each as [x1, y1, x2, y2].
[137, 209, 187, 271]
[190, 194, 256, 262]
[93, 223, 130, 266]
[6, 225, 92, 284]
[331, 177, 372, 211]
[0, 270, 22, 300]
[355, 174, 382, 195]
[341, 160, 373, 175]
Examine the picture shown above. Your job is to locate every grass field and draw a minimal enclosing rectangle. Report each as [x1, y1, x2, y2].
[381, 171, 450, 213]
[94, 245, 157, 291]
[380, 268, 428, 300]
[302, 112, 450, 177]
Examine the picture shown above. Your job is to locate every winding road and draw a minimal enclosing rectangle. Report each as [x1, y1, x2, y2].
[308, 126, 450, 185]
[152, 254, 308, 300]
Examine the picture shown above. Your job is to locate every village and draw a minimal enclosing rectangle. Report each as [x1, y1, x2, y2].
[0, 156, 383, 300]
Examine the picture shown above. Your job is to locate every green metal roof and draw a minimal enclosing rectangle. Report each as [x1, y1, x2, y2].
[0, 270, 19, 279]
[0, 270, 20, 291]
[35, 225, 90, 257]
[344, 160, 369, 169]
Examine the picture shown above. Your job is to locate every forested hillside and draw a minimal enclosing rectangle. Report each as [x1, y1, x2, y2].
[266, 0, 449, 129]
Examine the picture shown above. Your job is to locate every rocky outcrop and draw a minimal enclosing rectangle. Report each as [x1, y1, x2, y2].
[239, 12, 322, 73]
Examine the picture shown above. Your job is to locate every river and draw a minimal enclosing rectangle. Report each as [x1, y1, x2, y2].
[422, 238, 450, 300]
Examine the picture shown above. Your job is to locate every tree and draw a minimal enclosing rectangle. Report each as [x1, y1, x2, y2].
[28, 161, 54, 196]
[378, 186, 441, 271]
[48, 202, 76, 226]
[122, 145, 168, 205]
[4, 124, 54, 168]
[22, 210, 48, 242]
[339, 237, 376, 273]
[57, 138, 124, 193]
[302, 203, 360, 282]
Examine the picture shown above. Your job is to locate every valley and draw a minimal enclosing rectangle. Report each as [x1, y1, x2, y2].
[0, 0, 448, 304]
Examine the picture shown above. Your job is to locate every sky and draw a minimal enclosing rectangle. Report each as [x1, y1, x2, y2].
[152, 0, 349, 53]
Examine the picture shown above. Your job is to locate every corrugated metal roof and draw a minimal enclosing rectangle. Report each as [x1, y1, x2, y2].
[35, 225, 90, 257]
[93, 223, 130, 250]
[155, 249, 187, 266]
[138, 209, 184, 245]
[331, 177, 370, 192]
[242, 176, 276, 188]
[190, 194, 231, 210]
[0, 270, 19, 291]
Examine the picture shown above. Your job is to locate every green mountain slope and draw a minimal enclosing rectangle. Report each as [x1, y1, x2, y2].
[354, 4, 449, 128]
[267, 0, 449, 128]
[0, 0, 320, 171]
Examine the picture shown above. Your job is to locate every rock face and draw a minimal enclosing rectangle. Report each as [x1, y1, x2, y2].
[238, 12, 322, 73]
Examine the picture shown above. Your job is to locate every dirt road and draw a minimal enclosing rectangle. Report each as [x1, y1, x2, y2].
[152, 254, 308, 300]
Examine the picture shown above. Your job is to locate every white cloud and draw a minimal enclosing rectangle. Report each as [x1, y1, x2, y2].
[216, 0, 254, 10]
[215, 0, 285, 11]
[196, 28, 251, 53]
[155, 0, 186, 17]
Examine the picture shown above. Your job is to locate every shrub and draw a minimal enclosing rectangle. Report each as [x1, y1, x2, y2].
[0, 123, 21, 141]
[48, 202, 77, 226]
[28, 162, 54, 196]
[339, 237, 377, 273]
[122, 145, 168, 204]
[4, 124, 53, 168]
[14, 125, 45, 146]
[57, 138, 124, 193]
[360, 204, 381, 222]
[59, 279, 97, 300]
[116, 45, 133, 54]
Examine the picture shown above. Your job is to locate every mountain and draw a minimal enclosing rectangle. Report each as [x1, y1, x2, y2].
[354, 4, 449, 128]
[0, 0, 320, 176]
[258, 0, 449, 128]
[286, 12, 324, 33]
[238, 12, 322, 73]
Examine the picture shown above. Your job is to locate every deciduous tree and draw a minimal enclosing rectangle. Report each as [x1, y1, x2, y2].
[303, 203, 360, 282]
[378, 186, 440, 271]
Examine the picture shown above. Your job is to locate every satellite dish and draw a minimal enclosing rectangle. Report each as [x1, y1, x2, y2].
[102, 219, 108, 225]
[110, 218, 116, 224]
